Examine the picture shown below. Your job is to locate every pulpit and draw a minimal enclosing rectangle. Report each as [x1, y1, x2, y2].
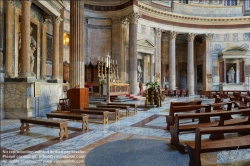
[67, 88, 89, 109]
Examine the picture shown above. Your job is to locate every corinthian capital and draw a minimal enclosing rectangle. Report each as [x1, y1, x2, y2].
[52, 16, 62, 25]
[127, 12, 141, 24]
[204, 33, 214, 42]
[154, 28, 163, 38]
[185, 33, 196, 42]
[6, 0, 14, 4]
[166, 31, 178, 40]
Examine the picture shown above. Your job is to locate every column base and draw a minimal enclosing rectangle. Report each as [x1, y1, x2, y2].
[5, 77, 35, 83]
[47, 79, 62, 83]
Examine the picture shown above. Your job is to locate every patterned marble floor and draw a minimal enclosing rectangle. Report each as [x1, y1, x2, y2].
[1, 96, 250, 166]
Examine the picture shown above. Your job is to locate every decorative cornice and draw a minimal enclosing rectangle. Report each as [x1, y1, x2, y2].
[127, 12, 141, 24]
[186, 33, 196, 42]
[138, 2, 250, 26]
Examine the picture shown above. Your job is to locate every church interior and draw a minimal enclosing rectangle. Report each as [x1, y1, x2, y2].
[1, 0, 250, 165]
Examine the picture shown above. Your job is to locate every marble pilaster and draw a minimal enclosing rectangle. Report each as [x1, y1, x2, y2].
[127, 12, 140, 94]
[161, 32, 169, 87]
[167, 31, 177, 90]
[111, 16, 127, 83]
[19, 0, 32, 78]
[5, 1, 14, 78]
[69, 0, 85, 88]
[49, 16, 62, 83]
[150, 54, 153, 82]
[203, 33, 213, 90]
[186, 33, 196, 95]
[42, 19, 48, 80]
[154, 28, 162, 85]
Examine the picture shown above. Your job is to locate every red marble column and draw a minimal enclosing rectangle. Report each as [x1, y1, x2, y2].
[19, 0, 31, 78]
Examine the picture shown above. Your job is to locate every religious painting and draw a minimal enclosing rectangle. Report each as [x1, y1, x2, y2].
[226, 63, 236, 83]
[197, 65, 202, 84]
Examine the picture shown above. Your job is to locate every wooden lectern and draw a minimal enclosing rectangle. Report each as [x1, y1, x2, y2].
[67, 88, 89, 109]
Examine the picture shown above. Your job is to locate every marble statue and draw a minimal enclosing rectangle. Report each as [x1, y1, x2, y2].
[227, 67, 235, 83]
[137, 61, 143, 82]
[18, 26, 37, 76]
[30, 26, 37, 76]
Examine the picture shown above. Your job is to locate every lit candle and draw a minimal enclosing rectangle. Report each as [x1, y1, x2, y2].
[101, 57, 103, 62]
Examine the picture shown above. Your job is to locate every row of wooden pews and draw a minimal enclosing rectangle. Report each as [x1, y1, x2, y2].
[166, 100, 250, 166]
[19, 103, 138, 139]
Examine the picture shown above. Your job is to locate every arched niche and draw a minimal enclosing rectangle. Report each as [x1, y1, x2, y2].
[218, 45, 250, 90]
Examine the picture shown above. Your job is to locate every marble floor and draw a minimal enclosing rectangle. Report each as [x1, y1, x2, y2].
[1, 96, 250, 166]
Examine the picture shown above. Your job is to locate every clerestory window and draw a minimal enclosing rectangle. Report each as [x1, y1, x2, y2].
[224, 0, 237, 6]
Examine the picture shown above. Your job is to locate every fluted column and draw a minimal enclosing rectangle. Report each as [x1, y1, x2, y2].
[49, 16, 61, 82]
[6, 0, 14, 78]
[19, 0, 32, 78]
[203, 33, 213, 90]
[150, 54, 153, 82]
[161, 32, 169, 87]
[42, 19, 48, 80]
[69, 0, 85, 88]
[186, 33, 196, 95]
[154, 28, 162, 85]
[167, 31, 177, 91]
[127, 12, 140, 94]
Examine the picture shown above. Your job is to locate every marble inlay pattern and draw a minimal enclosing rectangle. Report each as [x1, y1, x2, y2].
[1, 96, 250, 166]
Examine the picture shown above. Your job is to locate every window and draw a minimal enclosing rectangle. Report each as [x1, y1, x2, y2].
[224, 0, 237, 6]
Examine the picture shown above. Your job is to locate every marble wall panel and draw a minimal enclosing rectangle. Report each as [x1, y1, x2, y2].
[4, 83, 35, 118]
[213, 77, 219, 83]
[88, 28, 111, 63]
[88, 18, 111, 26]
[64, 22, 70, 32]
[0, 83, 4, 119]
[46, 63, 52, 78]
[38, 83, 68, 116]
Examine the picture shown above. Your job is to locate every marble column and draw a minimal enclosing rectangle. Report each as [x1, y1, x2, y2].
[127, 12, 140, 94]
[6, 0, 14, 78]
[150, 54, 153, 82]
[161, 32, 169, 87]
[186, 33, 196, 95]
[41, 19, 48, 80]
[69, 0, 85, 88]
[19, 0, 32, 78]
[48, 16, 61, 82]
[167, 31, 177, 91]
[203, 33, 213, 90]
[154, 28, 162, 85]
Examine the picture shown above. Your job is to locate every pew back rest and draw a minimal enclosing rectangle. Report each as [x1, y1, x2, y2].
[169, 100, 202, 117]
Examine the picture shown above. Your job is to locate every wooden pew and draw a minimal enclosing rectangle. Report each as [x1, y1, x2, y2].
[165, 100, 203, 130]
[70, 109, 109, 124]
[83, 107, 120, 121]
[107, 103, 138, 114]
[46, 113, 89, 131]
[96, 105, 130, 116]
[187, 125, 250, 166]
[170, 108, 250, 153]
[20, 118, 68, 140]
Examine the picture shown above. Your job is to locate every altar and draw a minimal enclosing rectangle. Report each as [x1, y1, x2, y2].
[102, 83, 130, 96]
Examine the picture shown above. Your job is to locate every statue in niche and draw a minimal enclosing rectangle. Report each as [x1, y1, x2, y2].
[30, 26, 37, 76]
[18, 26, 36, 76]
[227, 67, 235, 83]
[137, 61, 143, 82]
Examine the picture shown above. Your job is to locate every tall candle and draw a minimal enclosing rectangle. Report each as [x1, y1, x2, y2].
[116, 60, 117, 64]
